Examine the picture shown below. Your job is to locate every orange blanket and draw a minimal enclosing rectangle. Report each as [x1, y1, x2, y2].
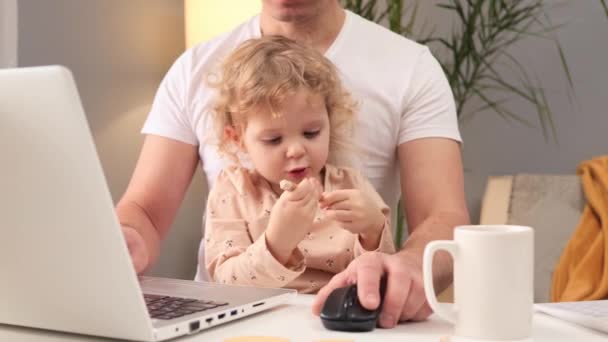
[551, 156, 608, 302]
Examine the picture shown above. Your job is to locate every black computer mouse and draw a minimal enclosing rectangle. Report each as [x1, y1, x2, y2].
[319, 277, 387, 332]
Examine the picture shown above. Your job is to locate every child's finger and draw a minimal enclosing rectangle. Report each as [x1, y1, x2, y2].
[299, 185, 319, 205]
[285, 178, 312, 201]
[324, 209, 353, 223]
[303, 193, 319, 213]
[319, 190, 351, 208]
[310, 178, 323, 199]
[323, 200, 351, 210]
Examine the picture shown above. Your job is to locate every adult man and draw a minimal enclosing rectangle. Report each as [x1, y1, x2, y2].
[116, 0, 469, 329]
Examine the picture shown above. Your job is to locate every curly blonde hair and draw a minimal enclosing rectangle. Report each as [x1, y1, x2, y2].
[209, 35, 357, 166]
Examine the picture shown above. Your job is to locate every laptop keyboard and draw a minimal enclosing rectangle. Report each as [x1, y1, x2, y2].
[144, 294, 229, 320]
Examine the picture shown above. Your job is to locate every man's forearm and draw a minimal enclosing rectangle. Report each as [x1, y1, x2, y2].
[116, 200, 162, 269]
[399, 211, 469, 293]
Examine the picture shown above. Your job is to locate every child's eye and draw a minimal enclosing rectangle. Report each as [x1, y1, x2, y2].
[304, 130, 320, 139]
[262, 137, 282, 145]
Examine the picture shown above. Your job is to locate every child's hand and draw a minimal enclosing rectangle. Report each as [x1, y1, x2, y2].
[319, 189, 385, 244]
[265, 178, 322, 264]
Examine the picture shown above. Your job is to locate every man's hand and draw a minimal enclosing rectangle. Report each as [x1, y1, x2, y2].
[312, 251, 432, 328]
[121, 225, 149, 274]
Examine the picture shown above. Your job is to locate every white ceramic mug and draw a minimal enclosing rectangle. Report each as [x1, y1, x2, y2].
[423, 225, 534, 341]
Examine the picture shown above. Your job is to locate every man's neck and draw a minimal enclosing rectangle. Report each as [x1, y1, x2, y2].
[259, 6, 345, 54]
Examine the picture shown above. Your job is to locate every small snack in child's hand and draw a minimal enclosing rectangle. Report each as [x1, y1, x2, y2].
[280, 178, 325, 221]
[279, 179, 296, 191]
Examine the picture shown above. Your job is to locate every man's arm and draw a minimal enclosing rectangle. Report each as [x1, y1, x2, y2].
[115, 135, 199, 273]
[312, 137, 469, 327]
[397, 137, 470, 292]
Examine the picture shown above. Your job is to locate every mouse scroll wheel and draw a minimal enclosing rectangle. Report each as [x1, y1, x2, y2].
[347, 285, 358, 306]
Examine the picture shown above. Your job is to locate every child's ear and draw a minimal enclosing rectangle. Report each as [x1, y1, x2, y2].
[224, 125, 245, 150]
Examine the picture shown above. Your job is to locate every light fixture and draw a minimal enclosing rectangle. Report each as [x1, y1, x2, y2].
[184, 0, 261, 49]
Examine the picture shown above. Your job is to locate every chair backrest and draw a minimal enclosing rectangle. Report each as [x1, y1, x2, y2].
[149, 173, 585, 299]
[481, 174, 585, 302]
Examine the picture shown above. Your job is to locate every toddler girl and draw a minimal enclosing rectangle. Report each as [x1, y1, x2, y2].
[204, 36, 395, 293]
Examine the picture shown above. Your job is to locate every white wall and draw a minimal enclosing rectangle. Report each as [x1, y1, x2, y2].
[456, 3, 608, 221]
[363, 1, 608, 223]
[17, 0, 205, 279]
[0, 0, 18, 67]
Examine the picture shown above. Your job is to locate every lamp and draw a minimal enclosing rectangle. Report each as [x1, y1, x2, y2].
[184, 0, 261, 49]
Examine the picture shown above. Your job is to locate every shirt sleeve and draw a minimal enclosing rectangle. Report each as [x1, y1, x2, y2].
[346, 169, 396, 256]
[141, 50, 199, 145]
[399, 47, 462, 145]
[354, 222, 396, 256]
[204, 170, 306, 288]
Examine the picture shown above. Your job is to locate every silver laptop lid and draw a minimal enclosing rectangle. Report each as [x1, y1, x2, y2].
[0, 66, 154, 341]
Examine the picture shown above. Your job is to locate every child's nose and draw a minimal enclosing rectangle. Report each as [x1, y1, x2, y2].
[286, 141, 305, 159]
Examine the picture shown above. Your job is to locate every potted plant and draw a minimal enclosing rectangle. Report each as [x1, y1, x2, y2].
[342, 0, 577, 246]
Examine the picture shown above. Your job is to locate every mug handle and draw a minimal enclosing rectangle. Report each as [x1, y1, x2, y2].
[423, 240, 458, 324]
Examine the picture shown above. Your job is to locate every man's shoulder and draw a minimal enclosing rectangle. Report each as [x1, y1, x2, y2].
[335, 11, 431, 79]
[345, 10, 426, 54]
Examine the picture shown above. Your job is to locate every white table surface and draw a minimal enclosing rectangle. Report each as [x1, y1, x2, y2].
[1, 295, 606, 342]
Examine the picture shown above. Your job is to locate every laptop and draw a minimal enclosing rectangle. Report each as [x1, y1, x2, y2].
[0, 66, 296, 341]
[535, 301, 608, 334]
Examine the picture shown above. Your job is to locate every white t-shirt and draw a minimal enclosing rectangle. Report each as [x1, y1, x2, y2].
[143, 10, 461, 222]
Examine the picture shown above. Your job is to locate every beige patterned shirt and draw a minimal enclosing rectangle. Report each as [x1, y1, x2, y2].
[204, 164, 395, 293]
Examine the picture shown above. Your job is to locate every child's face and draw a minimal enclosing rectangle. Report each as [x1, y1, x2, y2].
[240, 88, 330, 188]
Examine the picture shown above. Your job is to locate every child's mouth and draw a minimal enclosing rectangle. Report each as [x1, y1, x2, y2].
[287, 167, 308, 179]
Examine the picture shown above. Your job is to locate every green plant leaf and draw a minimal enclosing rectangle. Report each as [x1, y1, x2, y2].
[343, 0, 577, 240]
[395, 198, 405, 249]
